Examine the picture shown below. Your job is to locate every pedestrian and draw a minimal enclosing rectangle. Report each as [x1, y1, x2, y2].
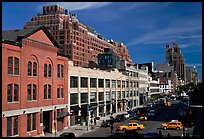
[94, 118, 96, 125]
[159, 130, 163, 137]
[110, 123, 114, 133]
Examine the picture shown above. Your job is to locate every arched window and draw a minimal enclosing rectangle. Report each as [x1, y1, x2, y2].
[28, 61, 32, 76]
[33, 62, 37, 76]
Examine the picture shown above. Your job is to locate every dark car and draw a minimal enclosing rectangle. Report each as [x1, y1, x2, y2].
[101, 119, 114, 127]
[144, 131, 159, 137]
[123, 130, 139, 137]
[114, 114, 126, 122]
[59, 132, 75, 138]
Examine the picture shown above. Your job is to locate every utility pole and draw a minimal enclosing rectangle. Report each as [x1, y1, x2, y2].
[87, 103, 90, 131]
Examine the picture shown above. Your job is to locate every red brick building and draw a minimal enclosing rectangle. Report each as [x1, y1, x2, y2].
[24, 4, 132, 67]
[2, 26, 69, 137]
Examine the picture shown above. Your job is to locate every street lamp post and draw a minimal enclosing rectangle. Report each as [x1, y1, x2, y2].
[87, 104, 90, 131]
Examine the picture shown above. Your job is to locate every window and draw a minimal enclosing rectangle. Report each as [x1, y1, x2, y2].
[44, 64, 47, 77]
[98, 92, 104, 101]
[106, 92, 110, 101]
[44, 85, 47, 99]
[14, 116, 18, 135]
[57, 64, 64, 78]
[105, 79, 110, 88]
[48, 64, 51, 77]
[57, 64, 60, 78]
[27, 84, 31, 100]
[81, 77, 88, 88]
[14, 58, 19, 75]
[28, 61, 32, 76]
[117, 80, 121, 88]
[98, 79, 104, 88]
[112, 80, 116, 88]
[8, 57, 19, 75]
[81, 93, 88, 103]
[32, 113, 36, 130]
[57, 85, 64, 99]
[7, 84, 12, 102]
[33, 84, 36, 100]
[7, 84, 19, 102]
[27, 113, 36, 132]
[90, 92, 96, 102]
[40, 113, 43, 123]
[7, 117, 12, 136]
[14, 84, 19, 101]
[90, 78, 97, 88]
[48, 85, 51, 99]
[27, 114, 31, 131]
[33, 62, 37, 76]
[8, 57, 13, 74]
[118, 91, 121, 99]
[61, 65, 64, 78]
[70, 76, 78, 88]
[70, 93, 78, 105]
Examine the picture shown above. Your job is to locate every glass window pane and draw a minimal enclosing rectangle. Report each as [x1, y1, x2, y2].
[33, 62, 37, 76]
[48, 85, 51, 99]
[8, 57, 13, 74]
[44, 85, 47, 99]
[27, 84, 31, 100]
[44, 64, 47, 77]
[28, 61, 32, 76]
[57, 88, 60, 98]
[48, 64, 51, 77]
[81, 77, 88, 88]
[57, 64, 60, 78]
[14, 116, 18, 135]
[61, 65, 64, 78]
[33, 84, 36, 100]
[14, 57, 19, 75]
[70, 93, 78, 105]
[70, 76, 78, 88]
[61, 88, 64, 98]
[14, 84, 19, 101]
[7, 84, 12, 102]
[32, 113, 36, 130]
[7, 117, 12, 136]
[27, 114, 31, 131]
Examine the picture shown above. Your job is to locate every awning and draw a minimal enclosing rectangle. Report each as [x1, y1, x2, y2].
[57, 112, 71, 119]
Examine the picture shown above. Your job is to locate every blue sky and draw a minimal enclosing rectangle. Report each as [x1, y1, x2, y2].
[2, 2, 202, 82]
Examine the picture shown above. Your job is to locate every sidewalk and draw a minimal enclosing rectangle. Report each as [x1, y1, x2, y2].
[37, 109, 129, 137]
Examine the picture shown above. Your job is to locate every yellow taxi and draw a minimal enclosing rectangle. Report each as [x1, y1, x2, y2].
[117, 122, 145, 131]
[160, 120, 183, 130]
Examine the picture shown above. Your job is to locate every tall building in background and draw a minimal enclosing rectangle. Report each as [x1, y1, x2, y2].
[166, 42, 186, 83]
[186, 65, 199, 85]
[24, 4, 132, 67]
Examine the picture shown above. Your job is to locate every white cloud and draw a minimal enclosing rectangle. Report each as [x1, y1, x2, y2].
[186, 64, 202, 67]
[47, 2, 112, 11]
[126, 16, 202, 46]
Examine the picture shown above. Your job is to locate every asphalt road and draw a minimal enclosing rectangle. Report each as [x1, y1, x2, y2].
[80, 100, 195, 137]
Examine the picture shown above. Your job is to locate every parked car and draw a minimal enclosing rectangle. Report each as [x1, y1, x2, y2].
[144, 131, 159, 137]
[127, 110, 135, 117]
[59, 132, 75, 138]
[117, 122, 145, 131]
[114, 114, 126, 122]
[123, 130, 139, 137]
[160, 120, 183, 130]
[101, 119, 114, 127]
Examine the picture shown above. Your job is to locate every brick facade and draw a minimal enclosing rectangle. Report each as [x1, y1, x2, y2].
[2, 27, 69, 137]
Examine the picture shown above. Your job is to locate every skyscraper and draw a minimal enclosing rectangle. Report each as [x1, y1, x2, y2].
[24, 4, 132, 67]
[166, 42, 186, 83]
